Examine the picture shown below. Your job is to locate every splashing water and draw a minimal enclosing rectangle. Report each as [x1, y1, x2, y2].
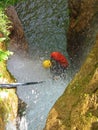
[7, 52, 72, 130]
[7, 0, 75, 129]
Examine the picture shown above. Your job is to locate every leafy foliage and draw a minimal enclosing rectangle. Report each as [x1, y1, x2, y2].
[0, 8, 13, 66]
[0, 50, 13, 62]
[0, 0, 25, 77]
[0, 0, 22, 8]
[0, 9, 11, 42]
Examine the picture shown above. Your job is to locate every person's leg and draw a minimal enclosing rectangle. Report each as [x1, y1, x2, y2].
[50, 59, 66, 79]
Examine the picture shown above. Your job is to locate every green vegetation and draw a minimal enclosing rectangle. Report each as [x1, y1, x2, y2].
[0, 1, 24, 128]
[0, 0, 25, 77]
[0, 3, 18, 128]
[0, 8, 13, 63]
[0, 90, 11, 121]
[0, 0, 25, 78]
[0, 0, 22, 8]
[0, 9, 11, 41]
[0, 50, 13, 62]
[0, 8, 13, 77]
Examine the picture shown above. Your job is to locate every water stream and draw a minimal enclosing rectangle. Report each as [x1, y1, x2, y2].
[8, 52, 73, 130]
[7, 0, 76, 129]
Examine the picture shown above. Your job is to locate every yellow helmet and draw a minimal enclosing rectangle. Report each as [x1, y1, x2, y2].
[42, 60, 52, 68]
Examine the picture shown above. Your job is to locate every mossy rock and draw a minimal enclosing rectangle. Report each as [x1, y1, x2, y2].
[0, 41, 18, 129]
[44, 35, 98, 130]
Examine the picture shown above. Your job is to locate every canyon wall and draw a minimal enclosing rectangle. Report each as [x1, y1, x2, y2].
[44, 0, 98, 129]
[67, 0, 98, 66]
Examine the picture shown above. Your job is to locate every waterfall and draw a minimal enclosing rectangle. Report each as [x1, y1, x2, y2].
[7, 0, 75, 129]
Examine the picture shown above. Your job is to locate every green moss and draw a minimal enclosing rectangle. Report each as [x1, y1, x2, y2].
[70, 59, 97, 96]
[0, 8, 16, 82]
[0, 91, 11, 121]
[86, 112, 93, 118]
[0, 6, 18, 128]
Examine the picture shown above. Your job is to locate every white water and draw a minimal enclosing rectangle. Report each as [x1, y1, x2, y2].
[7, 51, 72, 130]
[7, 0, 74, 129]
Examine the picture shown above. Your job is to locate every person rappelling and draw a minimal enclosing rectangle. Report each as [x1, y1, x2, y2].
[43, 51, 69, 78]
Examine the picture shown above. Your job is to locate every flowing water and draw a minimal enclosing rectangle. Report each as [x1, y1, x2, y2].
[7, 0, 76, 129]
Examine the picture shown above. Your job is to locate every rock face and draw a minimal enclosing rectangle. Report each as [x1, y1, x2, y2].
[6, 6, 28, 53]
[0, 89, 18, 130]
[67, 0, 98, 66]
[0, 42, 18, 130]
[44, 0, 98, 129]
[0, 6, 28, 129]
[44, 34, 98, 130]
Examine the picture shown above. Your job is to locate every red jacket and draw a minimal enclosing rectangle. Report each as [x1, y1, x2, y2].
[50, 52, 69, 68]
